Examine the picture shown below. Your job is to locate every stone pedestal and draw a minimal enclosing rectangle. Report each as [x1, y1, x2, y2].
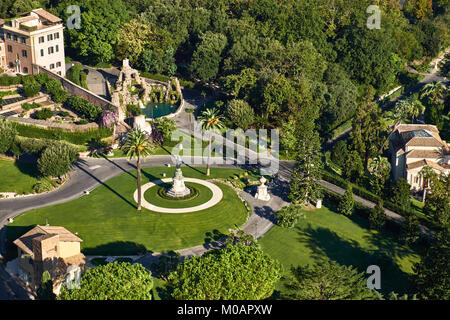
[133, 115, 152, 135]
[316, 199, 322, 209]
[167, 167, 191, 197]
[255, 177, 270, 201]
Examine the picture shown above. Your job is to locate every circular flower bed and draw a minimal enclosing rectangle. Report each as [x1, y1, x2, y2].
[157, 184, 199, 201]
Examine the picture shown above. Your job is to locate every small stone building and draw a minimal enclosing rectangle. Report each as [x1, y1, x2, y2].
[13, 225, 85, 293]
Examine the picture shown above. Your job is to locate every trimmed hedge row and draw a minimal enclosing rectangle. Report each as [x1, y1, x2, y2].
[12, 121, 112, 145]
[321, 170, 438, 230]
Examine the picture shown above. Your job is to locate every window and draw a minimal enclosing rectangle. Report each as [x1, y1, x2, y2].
[50, 63, 55, 69]
[6, 33, 11, 40]
[20, 37, 26, 44]
[54, 32, 59, 39]
[56, 61, 61, 67]
[23, 67, 28, 74]
[7, 45, 12, 52]
[57, 71, 61, 75]
[39, 36, 44, 43]
[22, 50, 27, 57]
[40, 49, 44, 57]
[47, 34, 53, 41]
[13, 35, 17, 42]
[9, 62, 13, 68]
[48, 47, 54, 54]
[55, 45, 59, 52]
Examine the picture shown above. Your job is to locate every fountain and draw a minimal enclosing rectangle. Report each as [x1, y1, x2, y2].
[166, 145, 191, 198]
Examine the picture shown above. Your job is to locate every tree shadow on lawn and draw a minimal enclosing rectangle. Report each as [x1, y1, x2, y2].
[13, 158, 40, 178]
[296, 225, 415, 294]
[74, 161, 137, 209]
[82, 241, 148, 256]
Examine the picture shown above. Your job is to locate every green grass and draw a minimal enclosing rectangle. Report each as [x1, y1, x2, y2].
[259, 204, 421, 296]
[144, 182, 213, 209]
[7, 166, 248, 256]
[0, 157, 40, 194]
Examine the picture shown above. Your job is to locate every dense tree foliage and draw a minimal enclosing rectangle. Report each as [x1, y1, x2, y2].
[0, 120, 16, 154]
[413, 230, 450, 300]
[59, 262, 153, 300]
[286, 261, 377, 300]
[168, 244, 282, 300]
[37, 142, 78, 177]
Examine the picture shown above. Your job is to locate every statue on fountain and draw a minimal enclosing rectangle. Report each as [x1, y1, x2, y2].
[166, 146, 191, 197]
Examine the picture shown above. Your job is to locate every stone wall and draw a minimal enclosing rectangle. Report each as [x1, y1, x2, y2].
[32, 64, 119, 112]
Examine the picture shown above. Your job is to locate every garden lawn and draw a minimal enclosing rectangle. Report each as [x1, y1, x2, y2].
[259, 204, 421, 296]
[7, 166, 248, 255]
[0, 157, 40, 194]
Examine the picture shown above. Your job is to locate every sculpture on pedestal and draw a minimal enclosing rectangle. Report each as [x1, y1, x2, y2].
[167, 147, 191, 197]
[255, 177, 271, 201]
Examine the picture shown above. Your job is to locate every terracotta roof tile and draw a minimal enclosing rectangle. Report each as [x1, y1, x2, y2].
[31, 8, 62, 23]
[407, 159, 447, 172]
[13, 225, 82, 257]
[406, 149, 442, 159]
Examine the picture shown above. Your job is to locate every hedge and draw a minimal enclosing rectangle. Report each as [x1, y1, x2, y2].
[65, 96, 102, 122]
[11, 121, 112, 145]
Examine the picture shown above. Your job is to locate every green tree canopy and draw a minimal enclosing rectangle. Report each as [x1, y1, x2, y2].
[168, 244, 282, 300]
[59, 262, 153, 300]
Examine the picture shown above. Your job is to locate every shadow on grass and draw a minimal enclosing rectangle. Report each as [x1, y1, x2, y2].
[82, 241, 148, 256]
[13, 159, 40, 178]
[74, 160, 137, 209]
[296, 225, 415, 295]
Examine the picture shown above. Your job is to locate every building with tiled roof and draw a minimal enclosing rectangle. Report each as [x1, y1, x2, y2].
[12, 225, 85, 293]
[0, 8, 66, 76]
[389, 124, 449, 190]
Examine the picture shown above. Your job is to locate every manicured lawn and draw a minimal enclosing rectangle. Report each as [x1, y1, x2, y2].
[7, 166, 248, 255]
[0, 157, 40, 194]
[144, 182, 213, 209]
[259, 204, 421, 296]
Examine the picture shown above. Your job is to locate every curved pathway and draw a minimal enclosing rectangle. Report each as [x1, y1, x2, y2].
[135, 178, 223, 213]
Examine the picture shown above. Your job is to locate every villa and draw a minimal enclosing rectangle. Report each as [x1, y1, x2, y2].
[0, 38, 6, 69]
[0, 9, 66, 76]
[389, 124, 450, 190]
[12, 225, 85, 293]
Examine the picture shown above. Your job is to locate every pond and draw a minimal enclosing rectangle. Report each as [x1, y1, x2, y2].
[141, 102, 179, 119]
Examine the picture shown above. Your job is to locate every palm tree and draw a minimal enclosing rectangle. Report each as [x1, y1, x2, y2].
[122, 128, 154, 210]
[198, 108, 224, 176]
[377, 99, 411, 156]
[409, 99, 426, 123]
[420, 81, 447, 106]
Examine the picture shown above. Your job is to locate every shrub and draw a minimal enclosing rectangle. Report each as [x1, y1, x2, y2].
[226, 99, 255, 130]
[21, 102, 41, 111]
[66, 96, 102, 122]
[337, 185, 355, 216]
[44, 79, 68, 103]
[276, 205, 304, 228]
[32, 178, 55, 193]
[34, 73, 50, 85]
[126, 104, 142, 117]
[23, 81, 41, 97]
[369, 200, 386, 231]
[35, 108, 54, 120]
[0, 75, 22, 86]
[37, 142, 78, 177]
[0, 119, 17, 153]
